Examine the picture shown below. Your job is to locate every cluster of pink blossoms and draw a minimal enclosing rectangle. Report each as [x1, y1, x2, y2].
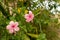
[6, 11, 34, 34]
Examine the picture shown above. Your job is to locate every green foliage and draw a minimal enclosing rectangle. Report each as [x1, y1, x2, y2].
[37, 33, 47, 40]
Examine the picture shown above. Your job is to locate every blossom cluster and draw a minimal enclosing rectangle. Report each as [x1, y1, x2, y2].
[6, 11, 34, 34]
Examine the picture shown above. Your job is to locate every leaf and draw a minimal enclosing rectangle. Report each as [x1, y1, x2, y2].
[37, 33, 47, 40]
[27, 33, 38, 38]
[24, 34, 30, 40]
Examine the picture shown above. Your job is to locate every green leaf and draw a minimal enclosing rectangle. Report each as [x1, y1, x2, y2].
[37, 33, 47, 40]
[24, 34, 30, 40]
[27, 33, 38, 38]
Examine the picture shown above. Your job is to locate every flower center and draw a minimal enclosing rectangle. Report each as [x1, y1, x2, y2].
[29, 15, 31, 18]
[12, 25, 15, 28]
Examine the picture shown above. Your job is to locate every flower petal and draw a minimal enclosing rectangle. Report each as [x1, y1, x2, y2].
[25, 14, 29, 19]
[14, 27, 19, 31]
[29, 11, 32, 14]
[6, 25, 12, 30]
[15, 22, 19, 27]
[9, 21, 15, 25]
[26, 19, 31, 22]
[29, 12, 34, 19]
[9, 29, 14, 34]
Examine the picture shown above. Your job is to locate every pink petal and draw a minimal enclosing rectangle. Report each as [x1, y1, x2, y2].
[14, 27, 19, 31]
[6, 25, 12, 30]
[25, 14, 29, 19]
[29, 11, 32, 14]
[15, 22, 19, 27]
[29, 13, 34, 18]
[26, 19, 31, 22]
[26, 15, 34, 22]
[9, 21, 15, 25]
[31, 14, 34, 18]
[29, 11, 34, 19]
[9, 29, 14, 34]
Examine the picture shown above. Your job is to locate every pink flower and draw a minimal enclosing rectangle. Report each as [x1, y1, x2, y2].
[6, 21, 19, 34]
[24, 11, 34, 22]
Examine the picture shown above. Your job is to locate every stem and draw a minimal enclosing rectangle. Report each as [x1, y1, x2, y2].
[35, 13, 40, 16]
[39, 23, 43, 33]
